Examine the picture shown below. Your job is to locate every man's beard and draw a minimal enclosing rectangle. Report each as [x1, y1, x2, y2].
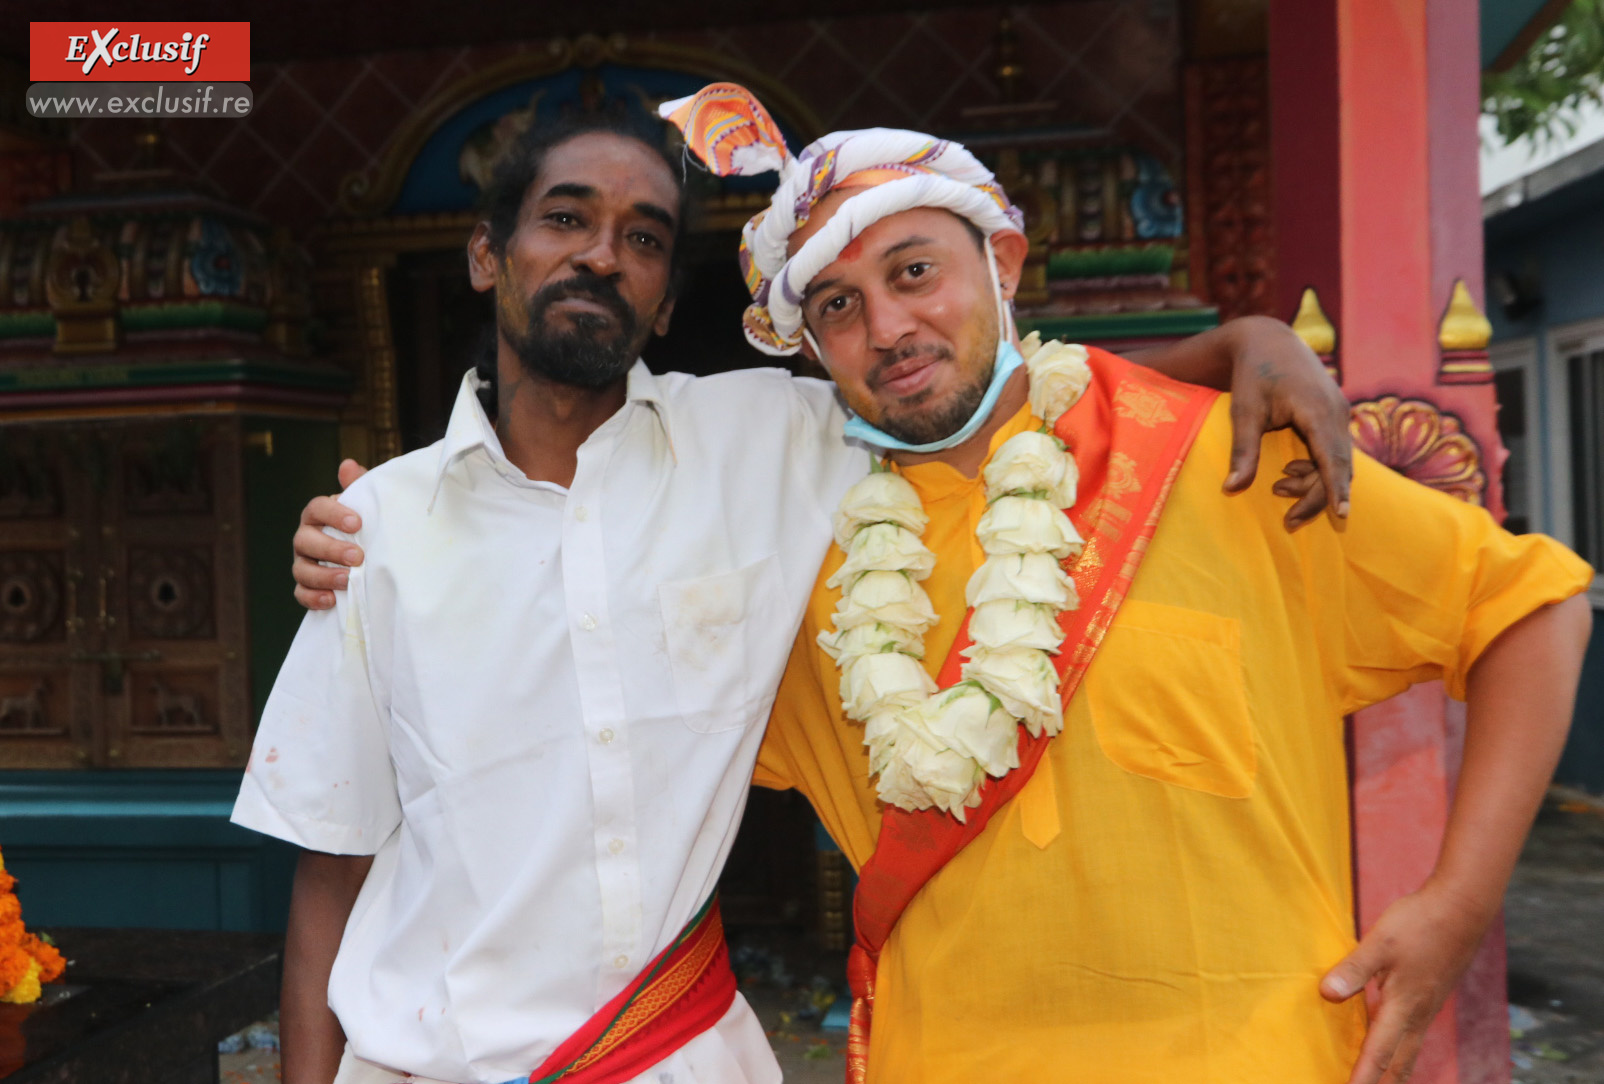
[505, 272, 643, 390]
[869, 344, 994, 445]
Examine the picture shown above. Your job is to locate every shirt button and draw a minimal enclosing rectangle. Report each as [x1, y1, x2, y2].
[614, 954, 629, 969]
[608, 837, 625, 855]
[574, 505, 589, 522]
[580, 613, 598, 631]
[598, 728, 615, 744]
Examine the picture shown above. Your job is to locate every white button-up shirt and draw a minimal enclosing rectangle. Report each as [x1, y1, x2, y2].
[232, 363, 867, 1084]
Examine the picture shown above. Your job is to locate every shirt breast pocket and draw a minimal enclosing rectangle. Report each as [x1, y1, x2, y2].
[1085, 600, 1258, 799]
[658, 553, 783, 734]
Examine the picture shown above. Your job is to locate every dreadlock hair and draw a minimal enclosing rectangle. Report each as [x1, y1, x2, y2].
[472, 112, 690, 420]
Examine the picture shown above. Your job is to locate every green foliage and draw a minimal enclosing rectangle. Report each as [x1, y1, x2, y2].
[1483, 0, 1604, 149]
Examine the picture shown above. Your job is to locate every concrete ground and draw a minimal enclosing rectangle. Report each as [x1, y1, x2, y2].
[220, 791, 1604, 1084]
[1504, 788, 1604, 1083]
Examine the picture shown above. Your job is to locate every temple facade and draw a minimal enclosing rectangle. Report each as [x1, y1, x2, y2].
[0, 3, 1589, 1081]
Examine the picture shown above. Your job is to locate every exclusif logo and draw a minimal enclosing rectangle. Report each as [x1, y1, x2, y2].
[68, 29, 213, 77]
[30, 22, 250, 82]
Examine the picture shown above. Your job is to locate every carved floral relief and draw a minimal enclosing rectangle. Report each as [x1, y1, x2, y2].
[1349, 396, 1486, 505]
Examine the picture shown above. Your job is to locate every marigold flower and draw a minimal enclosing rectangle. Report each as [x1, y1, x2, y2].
[21, 934, 64, 983]
[0, 944, 29, 993]
[0, 847, 65, 1002]
[0, 958, 41, 1004]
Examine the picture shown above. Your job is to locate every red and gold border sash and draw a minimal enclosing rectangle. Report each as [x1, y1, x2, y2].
[844, 349, 1218, 1083]
[529, 896, 735, 1084]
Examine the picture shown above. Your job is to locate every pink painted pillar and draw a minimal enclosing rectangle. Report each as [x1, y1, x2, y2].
[1270, 1, 1510, 1082]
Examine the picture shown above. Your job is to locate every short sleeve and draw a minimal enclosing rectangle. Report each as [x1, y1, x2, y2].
[231, 556, 401, 855]
[787, 376, 871, 521]
[1322, 451, 1594, 711]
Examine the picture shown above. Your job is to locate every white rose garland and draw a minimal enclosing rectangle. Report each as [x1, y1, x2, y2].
[819, 336, 1094, 819]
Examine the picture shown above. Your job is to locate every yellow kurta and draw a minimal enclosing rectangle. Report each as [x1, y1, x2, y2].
[755, 396, 1593, 1083]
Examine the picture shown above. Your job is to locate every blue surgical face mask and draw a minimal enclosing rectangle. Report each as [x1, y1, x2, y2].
[821, 237, 1021, 454]
[841, 337, 1024, 452]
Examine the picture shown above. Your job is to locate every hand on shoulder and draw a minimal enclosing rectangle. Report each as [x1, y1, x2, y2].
[292, 459, 369, 611]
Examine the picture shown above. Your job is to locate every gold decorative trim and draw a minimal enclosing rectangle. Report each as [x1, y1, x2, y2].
[1, 400, 343, 423]
[354, 258, 402, 464]
[45, 217, 121, 355]
[1349, 395, 1486, 505]
[337, 34, 827, 218]
[317, 211, 477, 256]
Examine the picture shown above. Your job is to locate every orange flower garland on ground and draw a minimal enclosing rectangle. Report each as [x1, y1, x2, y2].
[0, 848, 64, 1003]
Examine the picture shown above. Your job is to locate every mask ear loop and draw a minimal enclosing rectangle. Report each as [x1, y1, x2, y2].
[983, 236, 1016, 344]
[802, 326, 822, 359]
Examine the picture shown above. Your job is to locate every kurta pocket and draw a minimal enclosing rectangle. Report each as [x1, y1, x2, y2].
[1085, 599, 1257, 798]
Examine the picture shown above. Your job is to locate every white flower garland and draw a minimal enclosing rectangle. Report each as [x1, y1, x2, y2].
[820, 334, 1094, 819]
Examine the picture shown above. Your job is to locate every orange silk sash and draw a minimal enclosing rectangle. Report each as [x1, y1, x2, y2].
[844, 349, 1219, 1083]
[528, 896, 735, 1084]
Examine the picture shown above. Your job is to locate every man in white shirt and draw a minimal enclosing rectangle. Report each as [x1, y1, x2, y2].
[249, 113, 1353, 1084]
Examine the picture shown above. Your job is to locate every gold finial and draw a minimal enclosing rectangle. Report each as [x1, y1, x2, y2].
[1291, 287, 1335, 355]
[1438, 279, 1492, 351]
[994, 14, 1023, 104]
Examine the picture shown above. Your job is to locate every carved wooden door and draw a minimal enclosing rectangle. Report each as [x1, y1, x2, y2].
[0, 418, 250, 768]
[0, 426, 95, 766]
[100, 418, 251, 767]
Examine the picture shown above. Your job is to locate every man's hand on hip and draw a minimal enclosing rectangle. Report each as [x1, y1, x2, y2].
[1319, 880, 1491, 1084]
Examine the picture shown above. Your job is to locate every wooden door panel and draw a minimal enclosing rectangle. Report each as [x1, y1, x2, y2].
[103, 418, 249, 768]
[126, 545, 218, 640]
[0, 549, 68, 644]
[0, 428, 97, 767]
[0, 664, 85, 768]
[122, 662, 248, 767]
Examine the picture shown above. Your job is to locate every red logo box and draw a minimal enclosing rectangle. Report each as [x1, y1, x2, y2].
[30, 22, 250, 81]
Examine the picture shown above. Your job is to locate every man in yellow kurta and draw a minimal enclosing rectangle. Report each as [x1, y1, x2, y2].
[754, 398, 1589, 1082]
[657, 86, 1595, 1083]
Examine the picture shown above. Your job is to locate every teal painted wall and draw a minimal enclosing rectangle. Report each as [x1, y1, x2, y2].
[0, 771, 297, 931]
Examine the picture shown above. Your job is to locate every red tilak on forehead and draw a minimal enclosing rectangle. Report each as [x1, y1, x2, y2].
[839, 236, 865, 262]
